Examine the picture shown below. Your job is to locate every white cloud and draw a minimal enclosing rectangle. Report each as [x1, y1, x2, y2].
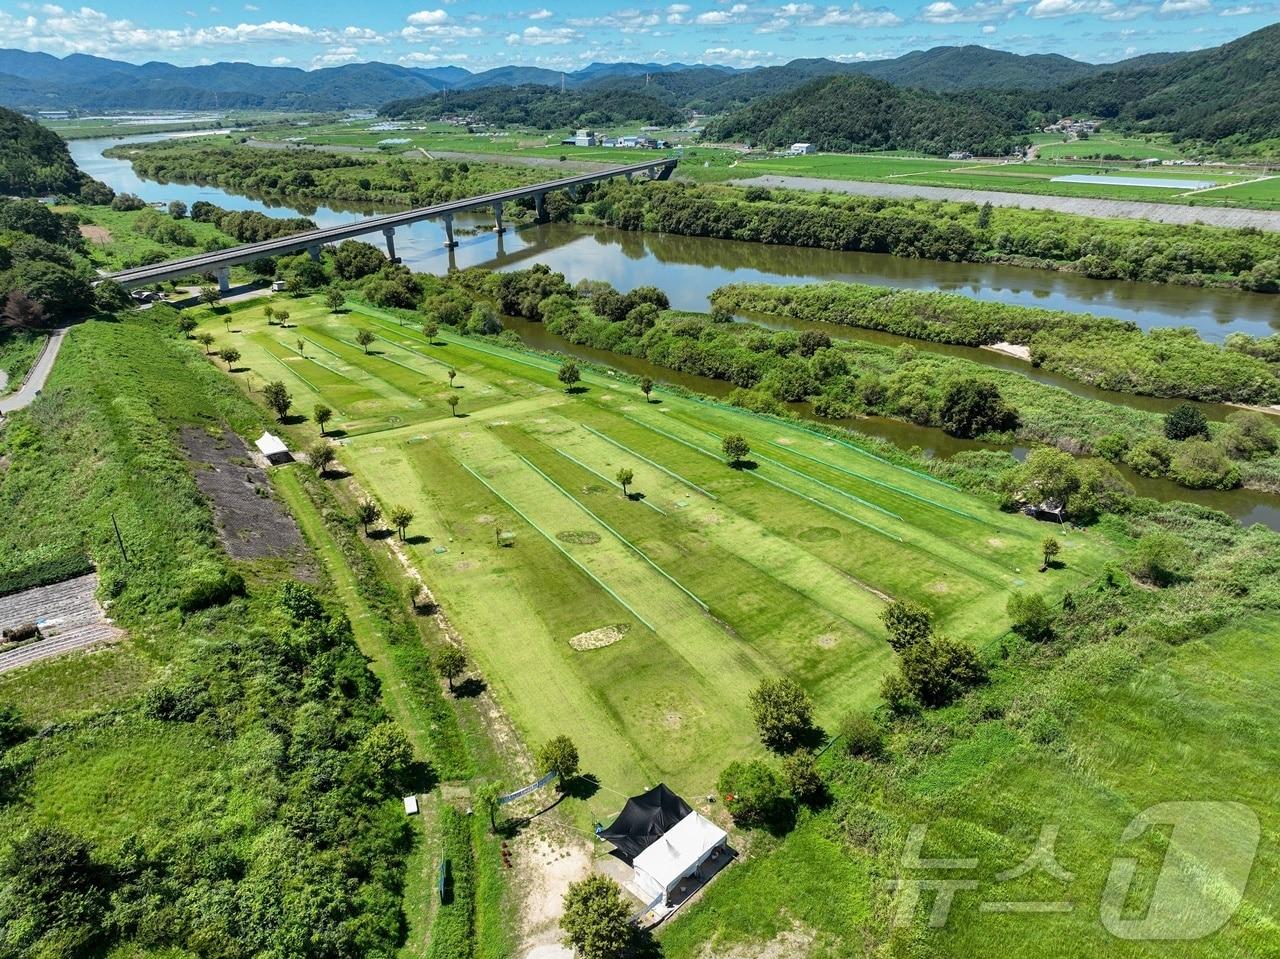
[244, 2, 258, 9]
[506, 25, 579, 44]
[811, 3, 903, 25]
[1219, 2, 1257, 10]
[983, 20, 998, 28]
[528, 7, 553, 18]
[567, 10, 661, 31]
[270, 54, 289, 63]
[406, 9, 449, 25]
[702, 45, 782, 65]
[1159, 0, 1210, 12]
[921, 0, 1018, 21]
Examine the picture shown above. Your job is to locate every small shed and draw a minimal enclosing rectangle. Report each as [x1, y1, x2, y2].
[789, 142, 816, 155]
[403, 795, 420, 816]
[255, 432, 292, 465]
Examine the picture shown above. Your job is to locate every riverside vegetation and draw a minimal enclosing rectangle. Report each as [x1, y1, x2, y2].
[452, 264, 1278, 495]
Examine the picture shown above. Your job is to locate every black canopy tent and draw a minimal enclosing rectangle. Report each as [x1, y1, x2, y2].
[598, 784, 693, 864]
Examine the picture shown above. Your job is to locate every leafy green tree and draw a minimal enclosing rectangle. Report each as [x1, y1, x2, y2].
[880, 599, 932, 652]
[939, 378, 1017, 438]
[274, 308, 290, 326]
[557, 359, 581, 392]
[436, 646, 466, 691]
[308, 441, 336, 477]
[1041, 536, 1061, 568]
[421, 318, 439, 343]
[355, 499, 380, 536]
[716, 759, 791, 829]
[476, 781, 504, 832]
[748, 676, 815, 753]
[333, 239, 386, 280]
[886, 637, 986, 711]
[168, 200, 187, 218]
[0, 825, 110, 958]
[389, 505, 414, 540]
[324, 287, 345, 312]
[616, 467, 634, 496]
[176, 314, 198, 337]
[722, 433, 751, 466]
[447, 368, 457, 387]
[313, 404, 333, 435]
[640, 376, 654, 402]
[1007, 592, 1055, 642]
[1222, 410, 1278, 459]
[447, 394, 459, 417]
[199, 285, 221, 307]
[560, 875, 633, 959]
[195, 330, 214, 354]
[358, 722, 414, 786]
[537, 735, 580, 787]
[1164, 402, 1209, 440]
[782, 751, 825, 806]
[262, 305, 275, 324]
[217, 346, 240, 370]
[1169, 440, 1241, 490]
[93, 279, 132, 313]
[355, 328, 375, 354]
[262, 380, 291, 420]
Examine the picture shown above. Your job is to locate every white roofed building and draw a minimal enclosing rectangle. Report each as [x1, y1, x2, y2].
[630, 811, 728, 906]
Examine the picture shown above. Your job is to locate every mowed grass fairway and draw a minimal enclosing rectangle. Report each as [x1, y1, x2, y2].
[197, 297, 1113, 811]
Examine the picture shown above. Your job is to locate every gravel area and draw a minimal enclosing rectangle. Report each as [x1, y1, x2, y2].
[0, 573, 122, 673]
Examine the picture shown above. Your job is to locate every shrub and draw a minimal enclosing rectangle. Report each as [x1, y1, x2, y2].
[1131, 532, 1191, 586]
[782, 751, 826, 806]
[839, 712, 884, 759]
[1168, 440, 1241, 490]
[1125, 436, 1174, 477]
[1007, 592, 1055, 642]
[176, 560, 244, 613]
[938, 377, 1017, 438]
[717, 759, 791, 829]
[1164, 402, 1209, 440]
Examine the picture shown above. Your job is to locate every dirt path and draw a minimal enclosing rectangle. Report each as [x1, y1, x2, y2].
[727, 174, 1280, 231]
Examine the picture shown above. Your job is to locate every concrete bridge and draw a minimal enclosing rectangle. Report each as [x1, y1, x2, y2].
[109, 157, 677, 291]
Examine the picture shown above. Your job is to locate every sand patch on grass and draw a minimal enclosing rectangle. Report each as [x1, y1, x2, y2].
[815, 633, 840, 649]
[926, 580, 951, 594]
[474, 513, 496, 525]
[569, 624, 629, 651]
[775, 436, 795, 445]
[698, 923, 818, 959]
[79, 224, 112, 244]
[987, 537, 1006, 548]
[556, 530, 601, 545]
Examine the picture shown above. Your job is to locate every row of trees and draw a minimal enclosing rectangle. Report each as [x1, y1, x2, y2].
[585, 179, 1280, 293]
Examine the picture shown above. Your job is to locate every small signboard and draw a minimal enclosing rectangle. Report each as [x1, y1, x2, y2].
[403, 795, 419, 816]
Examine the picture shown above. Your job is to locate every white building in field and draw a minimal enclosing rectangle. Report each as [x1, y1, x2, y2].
[789, 142, 816, 155]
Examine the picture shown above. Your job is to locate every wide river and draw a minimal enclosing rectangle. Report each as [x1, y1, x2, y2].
[72, 134, 1280, 528]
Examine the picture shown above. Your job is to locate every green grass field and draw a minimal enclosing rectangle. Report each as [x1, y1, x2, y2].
[662, 614, 1280, 957]
[195, 296, 1114, 815]
[1033, 133, 1190, 161]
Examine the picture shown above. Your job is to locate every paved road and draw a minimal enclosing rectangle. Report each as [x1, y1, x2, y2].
[0, 328, 67, 416]
[729, 175, 1280, 231]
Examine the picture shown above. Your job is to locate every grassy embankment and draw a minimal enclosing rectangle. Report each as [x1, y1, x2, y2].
[0, 328, 43, 395]
[0, 312, 508, 957]
[190, 293, 1116, 817]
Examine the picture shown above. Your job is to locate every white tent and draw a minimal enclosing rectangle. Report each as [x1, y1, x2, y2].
[631, 811, 727, 904]
[254, 432, 291, 464]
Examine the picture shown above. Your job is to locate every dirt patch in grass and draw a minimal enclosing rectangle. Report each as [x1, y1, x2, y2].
[926, 580, 951, 593]
[815, 632, 840, 649]
[987, 537, 1006, 548]
[569, 624, 628, 651]
[556, 530, 601, 545]
[79, 224, 112, 244]
[775, 436, 795, 445]
[697, 923, 818, 959]
[474, 513, 497, 525]
[797, 526, 840, 542]
[180, 426, 311, 569]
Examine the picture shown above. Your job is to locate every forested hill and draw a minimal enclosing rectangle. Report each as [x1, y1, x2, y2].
[852, 46, 1097, 92]
[1034, 21, 1280, 145]
[703, 75, 1026, 155]
[0, 107, 84, 196]
[380, 85, 682, 128]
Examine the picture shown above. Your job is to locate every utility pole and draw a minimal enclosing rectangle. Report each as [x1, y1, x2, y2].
[111, 513, 129, 565]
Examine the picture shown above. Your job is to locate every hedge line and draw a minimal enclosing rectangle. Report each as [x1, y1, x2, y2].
[0, 550, 93, 598]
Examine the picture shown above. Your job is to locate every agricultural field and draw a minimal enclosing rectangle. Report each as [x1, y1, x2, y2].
[1032, 132, 1191, 161]
[193, 295, 1115, 818]
[1204, 175, 1280, 206]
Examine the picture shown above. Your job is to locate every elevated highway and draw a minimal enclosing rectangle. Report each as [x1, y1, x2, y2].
[109, 157, 677, 290]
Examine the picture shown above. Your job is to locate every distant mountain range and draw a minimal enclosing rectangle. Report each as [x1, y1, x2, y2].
[0, 43, 1179, 113]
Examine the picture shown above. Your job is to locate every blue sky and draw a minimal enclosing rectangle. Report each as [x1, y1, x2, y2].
[0, 0, 1273, 71]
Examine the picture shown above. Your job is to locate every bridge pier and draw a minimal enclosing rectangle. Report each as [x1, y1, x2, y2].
[307, 245, 321, 262]
[441, 213, 457, 249]
[624, 171, 633, 183]
[215, 266, 231, 294]
[534, 192, 547, 223]
[492, 201, 505, 234]
[382, 227, 398, 263]
[655, 163, 674, 181]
